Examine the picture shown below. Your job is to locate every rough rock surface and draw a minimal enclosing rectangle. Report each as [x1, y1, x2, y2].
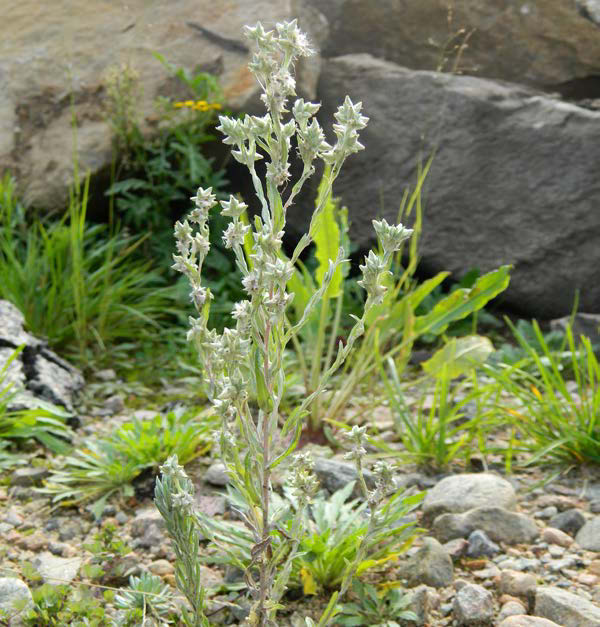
[498, 618, 561, 627]
[0, 300, 84, 411]
[422, 474, 516, 524]
[453, 582, 494, 625]
[304, 0, 600, 91]
[0, 0, 327, 209]
[314, 54, 600, 317]
[575, 517, 600, 552]
[403, 537, 454, 589]
[535, 586, 600, 626]
[0, 577, 33, 621]
[432, 507, 539, 545]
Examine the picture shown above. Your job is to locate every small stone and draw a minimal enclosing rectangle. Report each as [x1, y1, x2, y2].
[575, 516, 600, 551]
[547, 556, 578, 572]
[467, 529, 501, 558]
[0, 577, 33, 620]
[48, 542, 67, 556]
[204, 463, 230, 487]
[95, 368, 117, 381]
[195, 494, 227, 516]
[535, 506, 558, 520]
[312, 457, 375, 494]
[590, 500, 600, 514]
[499, 569, 537, 599]
[453, 582, 494, 625]
[588, 559, 600, 576]
[444, 538, 470, 560]
[2, 508, 24, 528]
[404, 537, 454, 588]
[578, 573, 599, 586]
[535, 585, 600, 626]
[433, 506, 539, 545]
[498, 600, 527, 621]
[148, 559, 174, 577]
[498, 617, 561, 627]
[10, 467, 49, 486]
[422, 474, 517, 524]
[548, 509, 586, 536]
[541, 527, 573, 547]
[104, 394, 125, 414]
[58, 519, 83, 542]
[33, 552, 82, 584]
[406, 584, 435, 625]
[115, 511, 129, 524]
[17, 531, 48, 551]
[536, 495, 578, 511]
[130, 509, 167, 548]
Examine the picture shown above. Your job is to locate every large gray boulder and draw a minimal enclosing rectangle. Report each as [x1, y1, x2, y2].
[313, 54, 600, 317]
[0, 300, 84, 411]
[304, 0, 600, 92]
[0, 0, 326, 210]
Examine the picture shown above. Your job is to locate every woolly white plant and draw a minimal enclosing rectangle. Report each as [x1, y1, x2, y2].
[155, 19, 413, 627]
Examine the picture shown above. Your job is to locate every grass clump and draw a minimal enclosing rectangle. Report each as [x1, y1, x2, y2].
[41, 407, 215, 518]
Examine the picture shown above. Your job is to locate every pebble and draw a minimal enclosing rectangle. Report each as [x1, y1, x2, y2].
[148, 559, 174, 577]
[499, 569, 537, 599]
[498, 617, 561, 626]
[575, 517, 600, 551]
[453, 582, 494, 625]
[498, 600, 527, 621]
[204, 462, 230, 487]
[467, 529, 501, 558]
[17, 531, 48, 551]
[535, 585, 600, 626]
[444, 537, 470, 560]
[130, 509, 168, 548]
[33, 552, 82, 584]
[541, 526, 573, 547]
[403, 537, 454, 589]
[548, 509, 586, 536]
[590, 500, 600, 514]
[535, 506, 558, 520]
[313, 457, 376, 495]
[422, 474, 517, 524]
[433, 506, 539, 545]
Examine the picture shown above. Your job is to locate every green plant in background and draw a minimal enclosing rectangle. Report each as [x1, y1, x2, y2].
[156, 20, 421, 626]
[487, 320, 600, 466]
[103, 55, 241, 333]
[82, 522, 134, 586]
[488, 317, 568, 370]
[0, 174, 178, 371]
[378, 335, 494, 471]
[41, 407, 215, 518]
[115, 572, 175, 623]
[337, 579, 417, 626]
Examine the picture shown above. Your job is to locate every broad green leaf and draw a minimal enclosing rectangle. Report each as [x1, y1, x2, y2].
[312, 165, 343, 297]
[414, 265, 511, 337]
[423, 335, 494, 379]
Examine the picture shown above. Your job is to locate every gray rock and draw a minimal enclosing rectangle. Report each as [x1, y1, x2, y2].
[453, 583, 494, 625]
[130, 509, 167, 549]
[498, 617, 561, 627]
[498, 601, 527, 622]
[499, 570, 537, 600]
[313, 54, 600, 317]
[204, 462, 230, 487]
[313, 457, 376, 494]
[575, 517, 600, 551]
[591, 500, 600, 514]
[0, 2, 326, 210]
[0, 300, 84, 411]
[405, 585, 434, 626]
[10, 467, 49, 486]
[548, 509, 586, 536]
[104, 394, 125, 414]
[535, 586, 600, 626]
[2, 508, 23, 527]
[33, 552, 82, 584]
[306, 0, 600, 90]
[432, 506, 539, 545]
[403, 537, 453, 589]
[195, 494, 227, 516]
[466, 529, 500, 558]
[0, 577, 33, 622]
[422, 474, 516, 525]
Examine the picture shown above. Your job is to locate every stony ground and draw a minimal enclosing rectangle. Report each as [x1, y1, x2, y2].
[1, 396, 600, 626]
